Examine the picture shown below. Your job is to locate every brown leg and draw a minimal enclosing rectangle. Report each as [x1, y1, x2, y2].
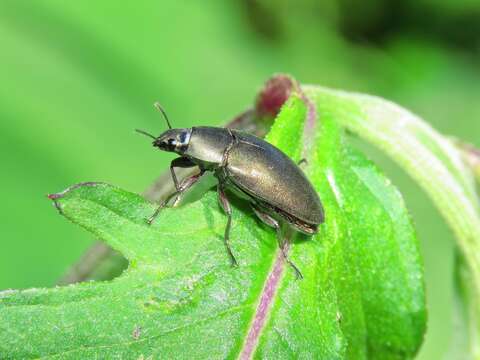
[147, 170, 204, 224]
[169, 157, 196, 191]
[217, 184, 238, 267]
[251, 205, 303, 279]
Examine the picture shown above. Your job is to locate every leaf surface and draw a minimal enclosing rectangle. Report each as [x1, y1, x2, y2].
[0, 91, 425, 359]
[303, 85, 480, 358]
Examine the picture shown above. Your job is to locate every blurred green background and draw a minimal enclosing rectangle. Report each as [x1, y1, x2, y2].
[1, 1, 479, 358]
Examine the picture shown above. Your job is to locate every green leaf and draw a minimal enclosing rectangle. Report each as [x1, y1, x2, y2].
[0, 91, 425, 359]
[302, 85, 480, 357]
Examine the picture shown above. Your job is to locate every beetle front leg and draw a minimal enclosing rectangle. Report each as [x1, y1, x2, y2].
[217, 184, 239, 267]
[147, 170, 204, 225]
[251, 205, 303, 279]
[169, 157, 196, 191]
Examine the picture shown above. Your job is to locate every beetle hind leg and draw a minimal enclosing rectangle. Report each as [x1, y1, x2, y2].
[217, 184, 239, 267]
[251, 205, 303, 279]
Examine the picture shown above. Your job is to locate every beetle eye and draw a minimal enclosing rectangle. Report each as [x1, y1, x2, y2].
[178, 131, 187, 144]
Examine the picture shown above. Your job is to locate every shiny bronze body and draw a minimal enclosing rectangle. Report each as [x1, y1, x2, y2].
[144, 125, 325, 278]
[195, 129, 323, 233]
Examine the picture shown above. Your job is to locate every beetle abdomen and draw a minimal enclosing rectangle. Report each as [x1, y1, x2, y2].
[225, 131, 324, 226]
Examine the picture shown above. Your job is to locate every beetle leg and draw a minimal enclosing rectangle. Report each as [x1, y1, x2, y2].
[217, 184, 239, 267]
[297, 158, 308, 166]
[147, 170, 204, 225]
[251, 205, 303, 279]
[170, 157, 196, 191]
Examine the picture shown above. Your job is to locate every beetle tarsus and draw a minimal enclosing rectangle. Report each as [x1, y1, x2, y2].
[280, 244, 304, 280]
[275, 226, 304, 280]
[146, 193, 173, 225]
[297, 158, 308, 166]
[228, 250, 239, 268]
[146, 211, 159, 225]
[251, 204, 304, 279]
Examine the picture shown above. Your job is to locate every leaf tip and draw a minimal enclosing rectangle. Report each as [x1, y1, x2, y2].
[47, 182, 106, 213]
[47, 193, 60, 200]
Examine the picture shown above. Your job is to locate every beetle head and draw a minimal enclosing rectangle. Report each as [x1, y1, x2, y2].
[153, 128, 191, 154]
[136, 102, 192, 154]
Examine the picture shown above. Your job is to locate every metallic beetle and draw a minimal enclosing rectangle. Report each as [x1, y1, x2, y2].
[137, 104, 324, 278]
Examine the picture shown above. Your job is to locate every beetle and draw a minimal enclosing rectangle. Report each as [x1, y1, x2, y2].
[136, 103, 324, 278]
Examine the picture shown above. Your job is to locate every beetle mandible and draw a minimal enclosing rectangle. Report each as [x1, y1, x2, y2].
[136, 103, 325, 278]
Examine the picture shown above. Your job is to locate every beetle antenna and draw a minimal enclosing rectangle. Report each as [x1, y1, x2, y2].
[153, 101, 172, 129]
[135, 128, 156, 139]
